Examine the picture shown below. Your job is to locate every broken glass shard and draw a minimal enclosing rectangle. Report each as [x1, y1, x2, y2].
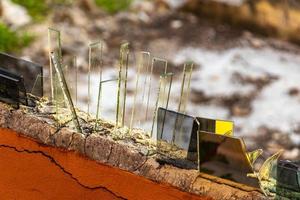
[196, 130, 260, 188]
[196, 117, 234, 136]
[151, 73, 173, 137]
[116, 43, 129, 127]
[130, 51, 151, 131]
[95, 78, 119, 130]
[178, 62, 193, 114]
[51, 52, 82, 133]
[48, 28, 62, 101]
[0, 68, 27, 108]
[87, 41, 103, 120]
[0, 52, 43, 97]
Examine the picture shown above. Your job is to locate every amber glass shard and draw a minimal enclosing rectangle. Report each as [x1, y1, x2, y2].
[196, 131, 260, 188]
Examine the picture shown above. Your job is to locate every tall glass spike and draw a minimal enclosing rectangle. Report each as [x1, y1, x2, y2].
[87, 41, 103, 121]
[129, 51, 151, 132]
[151, 72, 173, 137]
[116, 43, 129, 127]
[50, 52, 82, 133]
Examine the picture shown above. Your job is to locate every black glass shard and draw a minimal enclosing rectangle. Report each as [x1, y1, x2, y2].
[196, 131, 260, 188]
[276, 160, 300, 192]
[0, 53, 43, 97]
[0, 68, 28, 108]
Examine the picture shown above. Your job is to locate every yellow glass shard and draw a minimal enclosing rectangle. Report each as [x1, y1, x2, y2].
[247, 149, 263, 166]
[87, 41, 103, 120]
[259, 150, 284, 180]
[129, 51, 151, 131]
[215, 120, 234, 136]
[116, 43, 129, 127]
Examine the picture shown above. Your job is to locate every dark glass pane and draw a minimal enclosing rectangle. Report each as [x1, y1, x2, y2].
[0, 53, 43, 97]
[277, 160, 300, 192]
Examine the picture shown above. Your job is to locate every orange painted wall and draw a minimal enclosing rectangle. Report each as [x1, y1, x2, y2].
[0, 128, 211, 200]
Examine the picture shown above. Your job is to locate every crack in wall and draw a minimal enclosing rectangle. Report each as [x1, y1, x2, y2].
[133, 158, 148, 172]
[106, 143, 114, 164]
[83, 133, 92, 155]
[0, 144, 127, 200]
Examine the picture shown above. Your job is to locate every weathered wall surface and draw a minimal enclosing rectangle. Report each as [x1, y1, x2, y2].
[0, 128, 210, 200]
[0, 102, 267, 199]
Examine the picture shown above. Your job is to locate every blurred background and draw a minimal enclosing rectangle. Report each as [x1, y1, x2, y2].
[1, 0, 300, 160]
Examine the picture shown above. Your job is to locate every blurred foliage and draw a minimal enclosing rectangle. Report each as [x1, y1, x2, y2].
[11, 0, 48, 21]
[95, 0, 132, 13]
[11, 0, 71, 21]
[0, 23, 33, 52]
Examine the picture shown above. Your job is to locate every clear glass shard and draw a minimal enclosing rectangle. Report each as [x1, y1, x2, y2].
[178, 62, 193, 114]
[150, 72, 173, 137]
[95, 78, 119, 130]
[145, 57, 168, 122]
[72, 56, 78, 106]
[116, 42, 129, 127]
[129, 51, 151, 131]
[87, 41, 103, 120]
[50, 52, 82, 133]
[48, 28, 62, 101]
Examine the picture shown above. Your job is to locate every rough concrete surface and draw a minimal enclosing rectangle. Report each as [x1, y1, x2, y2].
[0, 102, 267, 200]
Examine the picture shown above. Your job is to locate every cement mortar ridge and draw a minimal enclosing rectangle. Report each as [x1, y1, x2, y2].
[0, 103, 267, 200]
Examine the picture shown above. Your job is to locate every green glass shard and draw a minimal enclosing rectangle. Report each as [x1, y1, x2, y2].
[129, 51, 151, 131]
[247, 149, 263, 166]
[87, 41, 103, 121]
[95, 78, 119, 130]
[50, 52, 82, 133]
[116, 43, 129, 127]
